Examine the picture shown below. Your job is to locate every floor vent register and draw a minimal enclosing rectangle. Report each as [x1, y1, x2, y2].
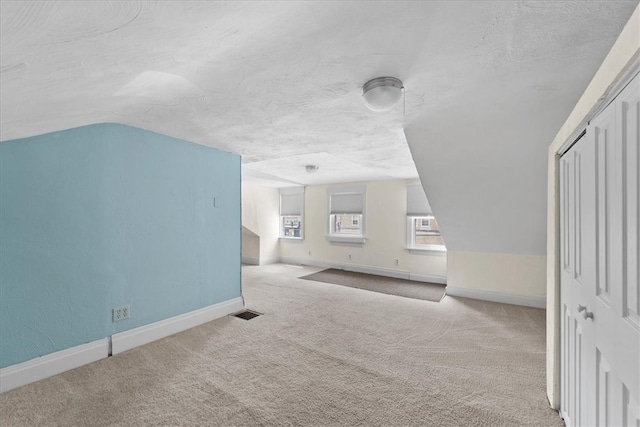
[232, 310, 262, 320]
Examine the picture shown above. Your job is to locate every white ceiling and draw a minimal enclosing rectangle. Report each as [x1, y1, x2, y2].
[1, 1, 637, 254]
[3, 1, 634, 187]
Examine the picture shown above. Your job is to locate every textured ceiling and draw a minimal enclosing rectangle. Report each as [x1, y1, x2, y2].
[0, 1, 637, 191]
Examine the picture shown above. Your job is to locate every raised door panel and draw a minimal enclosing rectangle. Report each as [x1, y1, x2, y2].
[579, 122, 599, 426]
[575, 318, 584, 426]
[562, 304, 572, 423]
[560, 152, 575, 423]
[621, 75, 640, 331]
[616, 74, 640, 426]
[592, 104, 616, 306]
[596, 350, 612, 426]
[623, 386, 640, 426]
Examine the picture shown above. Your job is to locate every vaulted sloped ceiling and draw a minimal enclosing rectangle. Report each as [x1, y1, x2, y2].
[1, 1, 637, 254]
[406, 2, 638, 255]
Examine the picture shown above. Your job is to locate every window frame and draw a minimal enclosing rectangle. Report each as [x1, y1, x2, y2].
[280, 187, 304, 240]
[281, 215, 303, 239]
[406, 215, 447, 253]
[326, 185, 367, 244]
[405, 180, 446, 254]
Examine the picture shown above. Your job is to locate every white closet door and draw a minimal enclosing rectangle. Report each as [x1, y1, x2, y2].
[589, 98, 618, 427]
[618, 74, 640, 427]
[561, 73, 639, 427]
[561, 130, 597, 426]
[591, 74, 640, 427]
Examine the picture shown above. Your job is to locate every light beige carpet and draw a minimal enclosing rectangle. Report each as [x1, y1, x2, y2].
[0, 263, 563, 426]
[300, 268, 446, 302]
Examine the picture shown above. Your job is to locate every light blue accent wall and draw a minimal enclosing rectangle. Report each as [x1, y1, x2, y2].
[0, 123, 241, 368]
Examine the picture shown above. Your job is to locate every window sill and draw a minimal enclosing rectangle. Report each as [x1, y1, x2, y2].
[280, 236, 303, 241]
[406, 246, 447, 255]
[325, 235, 367, 245]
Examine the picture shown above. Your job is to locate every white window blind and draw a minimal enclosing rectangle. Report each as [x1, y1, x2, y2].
[330, 193, 363, 214]
[406, 182, 432, 216]
[280, 188, 304, 215]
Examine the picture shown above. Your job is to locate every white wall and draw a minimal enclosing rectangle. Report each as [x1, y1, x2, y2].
[242, 183, 280, 264]
[545, 4, 640, 409]
[280, 179, 447, 281]
[446, 251, 546, 306]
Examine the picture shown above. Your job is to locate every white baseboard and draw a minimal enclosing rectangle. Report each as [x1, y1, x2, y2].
[0, 297, 244, 394]
[0, 338, 110, 393]
[279, 257, 447, 284]
[242, 256, 260, 265]
[445, 286, 546, 309]
[344, 263, 409, 280]
[111, 297, 244, 355]
[409, 273, 447, 285]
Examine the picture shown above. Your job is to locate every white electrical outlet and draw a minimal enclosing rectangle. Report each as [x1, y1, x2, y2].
[395, 258, 399, 265]
[348, 254, 352, 260]
[113, 305, 130, 322]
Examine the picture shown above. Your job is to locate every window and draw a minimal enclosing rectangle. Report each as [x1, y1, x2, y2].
[409, 215, 445, 248]
[282, 216, 301, 237]
[331, 213, 362, 235]
[327, 186, 366, 243]
[406, 181, 446, 251]
[280, 187, 304, 239]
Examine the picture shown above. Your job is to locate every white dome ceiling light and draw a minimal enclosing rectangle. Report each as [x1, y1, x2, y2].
[362, 76, 404, 112]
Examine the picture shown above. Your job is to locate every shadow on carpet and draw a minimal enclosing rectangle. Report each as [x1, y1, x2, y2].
[300, 268, 446, 302]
